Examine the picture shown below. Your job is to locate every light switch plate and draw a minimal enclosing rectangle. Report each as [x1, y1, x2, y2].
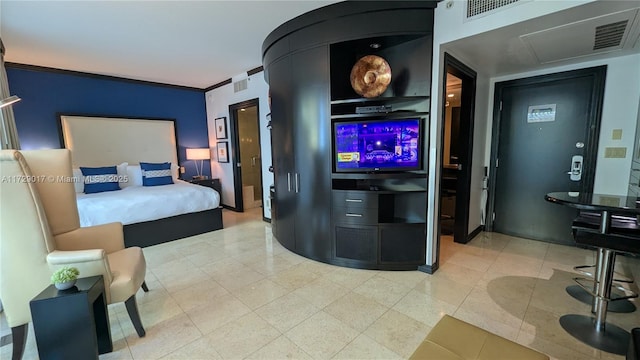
[612, 129, 622, 140]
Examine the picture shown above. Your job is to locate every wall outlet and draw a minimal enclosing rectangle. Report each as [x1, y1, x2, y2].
[604, 147, 627, 158]
[179, 166, 186, 174]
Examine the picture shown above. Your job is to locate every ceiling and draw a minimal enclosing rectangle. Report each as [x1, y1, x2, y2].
[444, 0, 640, 77]
[0, 0, 340, 89]
[2, 1, 639, 90]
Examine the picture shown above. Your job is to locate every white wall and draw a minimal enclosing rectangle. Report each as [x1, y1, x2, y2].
[488, 53, 640, 196]
[428, 0, 624, 267]
[205, 72, 273, 219]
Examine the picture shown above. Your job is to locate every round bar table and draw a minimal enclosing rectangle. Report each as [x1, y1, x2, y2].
[545, 192, 639, 355]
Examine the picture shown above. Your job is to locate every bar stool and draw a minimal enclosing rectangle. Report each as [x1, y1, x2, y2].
[563, 217, 640, 354]
[544, 192, 639, 355]
[569, 212, 639, 313]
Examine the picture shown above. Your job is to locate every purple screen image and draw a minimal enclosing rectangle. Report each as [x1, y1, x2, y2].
[335, 119, 421, 171]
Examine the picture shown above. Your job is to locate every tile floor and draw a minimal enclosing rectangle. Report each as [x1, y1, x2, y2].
[1, 208, 639, 359]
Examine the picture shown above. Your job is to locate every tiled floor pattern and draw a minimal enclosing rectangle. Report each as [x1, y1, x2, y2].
[1, 208, 639, 359]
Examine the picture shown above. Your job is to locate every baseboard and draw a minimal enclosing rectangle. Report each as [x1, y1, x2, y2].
[418, 263, 439, 274]
[222, 204, 241, 212]
[468, 225, 483, 241]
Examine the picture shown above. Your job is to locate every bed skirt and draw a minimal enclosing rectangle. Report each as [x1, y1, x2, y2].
[123, 207, 223, 248]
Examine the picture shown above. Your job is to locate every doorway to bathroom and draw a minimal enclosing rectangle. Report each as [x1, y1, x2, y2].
[229, 98, 264, 213]
[439, 54, 477, 245]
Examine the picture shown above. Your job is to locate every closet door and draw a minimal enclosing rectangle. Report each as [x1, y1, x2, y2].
[290, 46, 332, 259]
[269, 56, 295, 249]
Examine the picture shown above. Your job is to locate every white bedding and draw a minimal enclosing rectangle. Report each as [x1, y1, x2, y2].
[76, 180, 220, 227]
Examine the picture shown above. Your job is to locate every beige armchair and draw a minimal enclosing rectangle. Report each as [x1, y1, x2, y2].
[0, 149, 148, 360]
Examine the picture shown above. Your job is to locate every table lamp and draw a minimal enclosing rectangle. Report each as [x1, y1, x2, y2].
[186, 148, 210, 180]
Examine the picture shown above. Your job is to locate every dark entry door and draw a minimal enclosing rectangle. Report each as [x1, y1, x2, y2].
[491, 67, 606, 244]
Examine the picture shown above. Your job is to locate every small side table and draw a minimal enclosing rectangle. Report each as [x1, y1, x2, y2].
[30, 275, 112, 360]
[190, 178, 222, 204]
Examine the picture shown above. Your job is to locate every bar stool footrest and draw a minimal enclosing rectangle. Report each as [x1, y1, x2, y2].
[573, 264, 634, 283]
[573, 277, 639, 302]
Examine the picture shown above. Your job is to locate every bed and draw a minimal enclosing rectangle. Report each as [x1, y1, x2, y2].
[60, 114, 223, 248]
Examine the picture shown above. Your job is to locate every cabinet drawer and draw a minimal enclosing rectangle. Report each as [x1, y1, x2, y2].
[333, 206, 378, 225]
[332, 190, 378, 209]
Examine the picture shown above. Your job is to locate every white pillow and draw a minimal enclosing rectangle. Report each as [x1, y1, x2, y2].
[125, 165, 143, 187]
[122, 162, 177, 187]
[117, 162, 129, 188]
[171, 163, 179, 182]
[72, 168, 84, 193]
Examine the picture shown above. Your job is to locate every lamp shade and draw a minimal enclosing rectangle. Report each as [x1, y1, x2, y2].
[0, 95, 21, 109]
[186, 148, 210, 160]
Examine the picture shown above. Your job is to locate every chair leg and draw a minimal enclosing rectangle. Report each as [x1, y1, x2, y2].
[141, 281, 149, 292]
[124, 295, 146, 337]
[11, 324, 28, 360]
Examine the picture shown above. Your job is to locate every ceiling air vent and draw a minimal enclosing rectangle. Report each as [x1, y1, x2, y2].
[233, 79, 247, 93]
[593, 20, 628, 50]
[467, 0, 520, 18]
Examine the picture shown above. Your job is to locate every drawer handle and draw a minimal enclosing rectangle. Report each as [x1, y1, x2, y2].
[346, 213, 363, 217]
[345, 199, 363, 203]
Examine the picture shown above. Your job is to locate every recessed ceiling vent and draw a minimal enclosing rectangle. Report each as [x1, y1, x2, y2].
[467, 0, 521, 18]
[593, 20, 628, 50]
[234, 79, 247, 93]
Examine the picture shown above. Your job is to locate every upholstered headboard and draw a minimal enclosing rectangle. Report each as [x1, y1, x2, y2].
[59, 115, 179, 167]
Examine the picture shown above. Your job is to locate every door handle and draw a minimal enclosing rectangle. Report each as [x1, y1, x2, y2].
[287, 173, 291, 192]
[295, 173, 299, 193]
[567, 155, 583, 181]
[346, 213, 363, 217]
[345, 199, 363, 203]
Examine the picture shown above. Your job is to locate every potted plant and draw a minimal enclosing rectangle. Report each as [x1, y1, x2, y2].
[51, 266, 80, 290]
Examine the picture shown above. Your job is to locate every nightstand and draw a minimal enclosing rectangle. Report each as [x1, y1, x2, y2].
[29, 276, 112, 359]
[189, 178, 222, 203]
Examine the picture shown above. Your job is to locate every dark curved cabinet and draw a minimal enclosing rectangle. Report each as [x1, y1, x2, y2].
[263, 1, 437, 270]
[269, 56, 295, 250]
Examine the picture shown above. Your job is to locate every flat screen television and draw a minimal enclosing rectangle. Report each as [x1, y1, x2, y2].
[334, 118, 423, 173]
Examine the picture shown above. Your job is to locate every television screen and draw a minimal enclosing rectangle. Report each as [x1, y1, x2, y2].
[334, 118, 422, 172]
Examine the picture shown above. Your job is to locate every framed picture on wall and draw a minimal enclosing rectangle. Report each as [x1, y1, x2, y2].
[215, 117, 227, 139]
[217, 141, 229, 163]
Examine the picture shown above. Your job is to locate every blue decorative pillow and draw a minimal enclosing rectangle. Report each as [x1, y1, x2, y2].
[80, 166, 121, 194]
[140, 162, 174, 186]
